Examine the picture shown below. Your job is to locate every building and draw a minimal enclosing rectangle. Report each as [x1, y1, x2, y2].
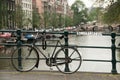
[21, 0, 33, 29]
[34, 0, 44, 14]
[33, 0, 73, 28]
[0, 0, 33, 29]
[0, 0, 73, 29]
[0, 0, 16, 29]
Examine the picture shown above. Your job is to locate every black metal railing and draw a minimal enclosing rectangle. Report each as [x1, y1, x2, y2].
[0, 30, 120, 74]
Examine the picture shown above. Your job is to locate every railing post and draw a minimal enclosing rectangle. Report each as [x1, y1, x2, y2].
[64, 31, 70, 72]
[16, 29, 22, 69]
[111, 32, 117, 74]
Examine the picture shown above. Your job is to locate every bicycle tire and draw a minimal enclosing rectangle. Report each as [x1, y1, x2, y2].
[11, 46, 39, 72]
[55, 47, 82, 74]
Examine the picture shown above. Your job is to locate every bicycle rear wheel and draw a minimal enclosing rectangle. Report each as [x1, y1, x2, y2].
[11, 46, 39, 72]
[55, 47, 82, 74]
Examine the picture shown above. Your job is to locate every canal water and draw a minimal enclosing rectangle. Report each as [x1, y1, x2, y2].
[1, 32, 120, 73]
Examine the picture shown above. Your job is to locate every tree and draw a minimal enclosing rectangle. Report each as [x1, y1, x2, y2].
[32, 8, 41, 29]
[102, 1, 120, 24]
[0, 0, 7, 29]
[23, 18, 32, 29]
[64, 15, 73, 27]
[71, 0, 88, 26]
[88, 7, 103, 22]
[50, 12, 57, 28]
[15, 5, 24, 29]
[96, 0, 120, 24]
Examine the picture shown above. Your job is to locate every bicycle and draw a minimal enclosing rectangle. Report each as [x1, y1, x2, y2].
[11, 31, 82, 74]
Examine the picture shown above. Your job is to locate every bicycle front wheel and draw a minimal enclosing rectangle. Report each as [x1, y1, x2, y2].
[55, 47, 82, 74]
[11, 46, 39, 72]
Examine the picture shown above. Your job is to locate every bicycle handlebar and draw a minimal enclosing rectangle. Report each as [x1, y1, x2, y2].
[36, 31, 65, 50]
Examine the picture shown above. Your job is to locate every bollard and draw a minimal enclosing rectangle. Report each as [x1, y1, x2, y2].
[111, 32, 117, 74]
[64, 31, 70, 72]
[16, 30, 22, 69]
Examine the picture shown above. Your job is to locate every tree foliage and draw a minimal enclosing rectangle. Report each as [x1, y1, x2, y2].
[0, 0, 7, 29]
[102, 1, 120, 24]
[71, 0, 88, 26]
[15, 5, 24, 29]
[32, 8, 41, 29]
[96, 0, 120, 24]
[64, 15, 73, 27]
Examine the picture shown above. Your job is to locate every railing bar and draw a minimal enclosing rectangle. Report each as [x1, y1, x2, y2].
[22, 31, 76, 34]
[83, 59, 111, 62]
[83, 59, 120, 63]
[0, 57, 112, 62]
[0, 57, 46, 60]
[1, 43, 120, 50]
[76, 46, 111, 49]
[1, 57, 120, 63]
[0, 44, 112, 48]
[117, 61, 120, 62]
[0, 30, 16, 32]
[0, 57, 120, 63]
[0, 30, 120, 36]
[0, 57, 11, 59]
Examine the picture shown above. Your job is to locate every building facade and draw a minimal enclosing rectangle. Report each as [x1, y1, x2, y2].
[33, 0, 73, 28]
[0, 0, 73, 29]
[0, 0, 33, 29]
[0, 0, 16, 29]
[21, 0, 33, 29]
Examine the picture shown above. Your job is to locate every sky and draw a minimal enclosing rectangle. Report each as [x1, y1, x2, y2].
[67, 0, 96, 8]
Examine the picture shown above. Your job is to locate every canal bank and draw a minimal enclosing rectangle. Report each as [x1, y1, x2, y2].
[0, 70, 120, 80]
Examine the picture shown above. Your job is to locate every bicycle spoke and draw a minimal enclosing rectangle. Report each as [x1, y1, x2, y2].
[69, 50, 76, 58]
[55, 47, 82, 74]
[72, 57, 81, 61]
[61, 48, 76, 58]
[11, 46, 39, 72]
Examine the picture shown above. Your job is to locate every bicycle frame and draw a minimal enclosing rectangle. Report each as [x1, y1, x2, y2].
[22, 30, 69, 68]
[27, 31, 64, 60]
[34, 39, 63, 60]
